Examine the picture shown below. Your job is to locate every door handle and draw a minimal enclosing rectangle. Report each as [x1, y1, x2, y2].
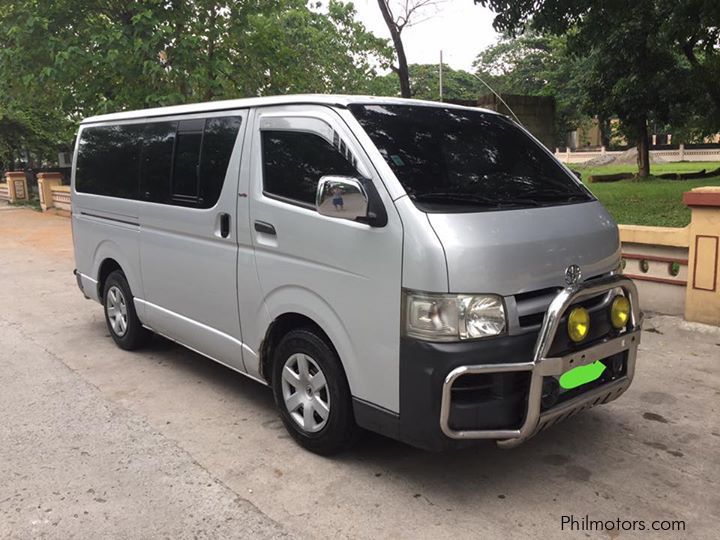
[254, 221, 276, 236]
[220, 213, 230, 238]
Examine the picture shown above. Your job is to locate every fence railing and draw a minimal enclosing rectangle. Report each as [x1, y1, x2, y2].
[555, 144, 720, 164]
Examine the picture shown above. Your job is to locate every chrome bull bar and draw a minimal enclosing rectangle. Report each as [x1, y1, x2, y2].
[439, 275, 643, 447]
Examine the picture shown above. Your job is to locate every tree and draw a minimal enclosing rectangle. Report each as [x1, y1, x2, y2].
[0, 0, 392, 167]
[659, 1, 720, 128]
[473, 32, 590, 145]
[370, 63, 483, 100]
[475, 0, 695, 178]
[376, 1, 442, 97]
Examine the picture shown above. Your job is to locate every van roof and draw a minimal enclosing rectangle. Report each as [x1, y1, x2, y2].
[81, 94, 499, 124]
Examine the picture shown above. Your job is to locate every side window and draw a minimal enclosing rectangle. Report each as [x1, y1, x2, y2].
[200, 117, 243, 208]
[140, 116, 242, 207]
[171, 119, 204, 205]
[140, 121, 176, 203]
[76, 124, 143, 198]
[261, 130, 358, 206]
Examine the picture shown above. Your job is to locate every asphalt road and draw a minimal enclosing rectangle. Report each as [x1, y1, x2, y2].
[1, 207, 718, 539]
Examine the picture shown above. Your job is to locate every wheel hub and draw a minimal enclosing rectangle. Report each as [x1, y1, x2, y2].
[281, 353, 330, 433]
[106, 285, 128, 337]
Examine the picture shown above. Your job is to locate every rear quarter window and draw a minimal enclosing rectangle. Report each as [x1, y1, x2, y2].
[75, 124, 144, 199]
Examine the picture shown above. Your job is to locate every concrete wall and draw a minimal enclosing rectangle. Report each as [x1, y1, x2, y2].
[619, 225, 690, 316]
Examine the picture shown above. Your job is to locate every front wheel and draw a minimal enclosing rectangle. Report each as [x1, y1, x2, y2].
[271, 328, 359, 455]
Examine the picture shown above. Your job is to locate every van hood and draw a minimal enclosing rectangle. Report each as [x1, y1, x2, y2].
[426, 201, 620, 296]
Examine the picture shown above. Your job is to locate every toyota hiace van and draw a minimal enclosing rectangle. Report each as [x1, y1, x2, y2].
[71, 95, 642, 454]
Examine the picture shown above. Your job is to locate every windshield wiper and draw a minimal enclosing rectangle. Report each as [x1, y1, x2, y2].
[411, 192, 541, 208]
[521, 187, 591, 202]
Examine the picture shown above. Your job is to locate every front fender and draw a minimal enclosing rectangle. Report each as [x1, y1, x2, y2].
[258, 285, 360, 397]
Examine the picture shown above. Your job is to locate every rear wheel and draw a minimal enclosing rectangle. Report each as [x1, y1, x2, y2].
[271, 328, 359, 455]
[103, 270, 151, 350]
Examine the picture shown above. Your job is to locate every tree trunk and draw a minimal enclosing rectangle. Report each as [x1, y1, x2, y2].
[636, 117, 650, 178]
[598, 115, 611, 148]
[377, 0, 411, 98]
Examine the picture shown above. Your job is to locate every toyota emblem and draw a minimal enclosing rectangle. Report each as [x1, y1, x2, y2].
[565, 264, 582, 285]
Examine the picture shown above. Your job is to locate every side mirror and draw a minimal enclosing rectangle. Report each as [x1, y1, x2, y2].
[316, 176, 369, 222]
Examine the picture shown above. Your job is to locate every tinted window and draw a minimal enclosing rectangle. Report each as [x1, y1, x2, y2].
[172, 123, 203, 203]
[77, 115, 241, 207]
[76, 124, 143, 198]
[200, 117, 243, 208]
[349, 104, 592, 213]
[262, 130, 358, 206]
[140, 122, 176, 203]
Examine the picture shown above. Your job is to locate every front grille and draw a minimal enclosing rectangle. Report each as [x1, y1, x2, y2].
[514, 275, 613, 331]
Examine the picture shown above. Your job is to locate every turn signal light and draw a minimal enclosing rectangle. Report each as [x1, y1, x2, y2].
[610, 296, 631, 329]
[568, 307, 590, 342]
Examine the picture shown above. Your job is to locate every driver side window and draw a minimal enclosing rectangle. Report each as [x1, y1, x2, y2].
[261, 130, 358, 207]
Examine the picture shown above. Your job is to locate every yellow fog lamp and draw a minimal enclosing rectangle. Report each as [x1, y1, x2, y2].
[567, 307, 590, 342]
[610, 296, 631, 329]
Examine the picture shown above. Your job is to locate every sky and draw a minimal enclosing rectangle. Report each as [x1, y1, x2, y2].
[350, 0, 501, 72]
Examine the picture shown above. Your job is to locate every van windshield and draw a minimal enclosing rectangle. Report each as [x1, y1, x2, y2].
[348, 104, 593, 212]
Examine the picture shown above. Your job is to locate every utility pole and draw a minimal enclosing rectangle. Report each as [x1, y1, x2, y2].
[439, 50, 443, 102]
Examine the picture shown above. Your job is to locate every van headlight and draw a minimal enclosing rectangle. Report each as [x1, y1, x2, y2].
[403, 291, 506, 341]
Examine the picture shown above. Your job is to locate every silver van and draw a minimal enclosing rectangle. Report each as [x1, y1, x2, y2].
[71, 95, 642, 454]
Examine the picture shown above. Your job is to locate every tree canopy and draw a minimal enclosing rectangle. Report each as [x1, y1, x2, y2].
[475, 0, 714, 176]
[0, 0, 391, 167]
[473, 32, 588, 145]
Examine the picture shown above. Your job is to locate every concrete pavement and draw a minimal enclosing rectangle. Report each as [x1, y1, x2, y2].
[1, 207, 718, 539]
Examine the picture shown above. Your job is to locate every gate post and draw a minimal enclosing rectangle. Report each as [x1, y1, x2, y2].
[683, 187, 720, 325]
[37, 172, 64, 211]
[4, 171, 29, 202]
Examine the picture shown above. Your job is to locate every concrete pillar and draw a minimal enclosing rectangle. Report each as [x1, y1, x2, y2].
[601, 146, 606, 156]
[683, 187, 720, 325]
[679, 143, 685, 161]
[37, 172, 63, 211]
[4, 171, 28, 202]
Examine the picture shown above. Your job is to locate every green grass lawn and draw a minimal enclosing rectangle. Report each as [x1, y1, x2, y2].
[572, 162, 720, 227]
[573, 161, 720, 178]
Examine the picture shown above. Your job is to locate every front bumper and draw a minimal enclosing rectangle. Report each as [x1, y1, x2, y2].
[397, 275, 641, 451]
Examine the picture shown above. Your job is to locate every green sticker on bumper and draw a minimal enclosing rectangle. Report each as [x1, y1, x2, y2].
[559, 361, 606, 390]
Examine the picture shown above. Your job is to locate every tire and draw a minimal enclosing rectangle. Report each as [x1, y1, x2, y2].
[103, 270, 151, 351]
[271, 328, 359, 455]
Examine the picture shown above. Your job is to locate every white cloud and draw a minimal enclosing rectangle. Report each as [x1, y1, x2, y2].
[350, 0, 500, 72]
